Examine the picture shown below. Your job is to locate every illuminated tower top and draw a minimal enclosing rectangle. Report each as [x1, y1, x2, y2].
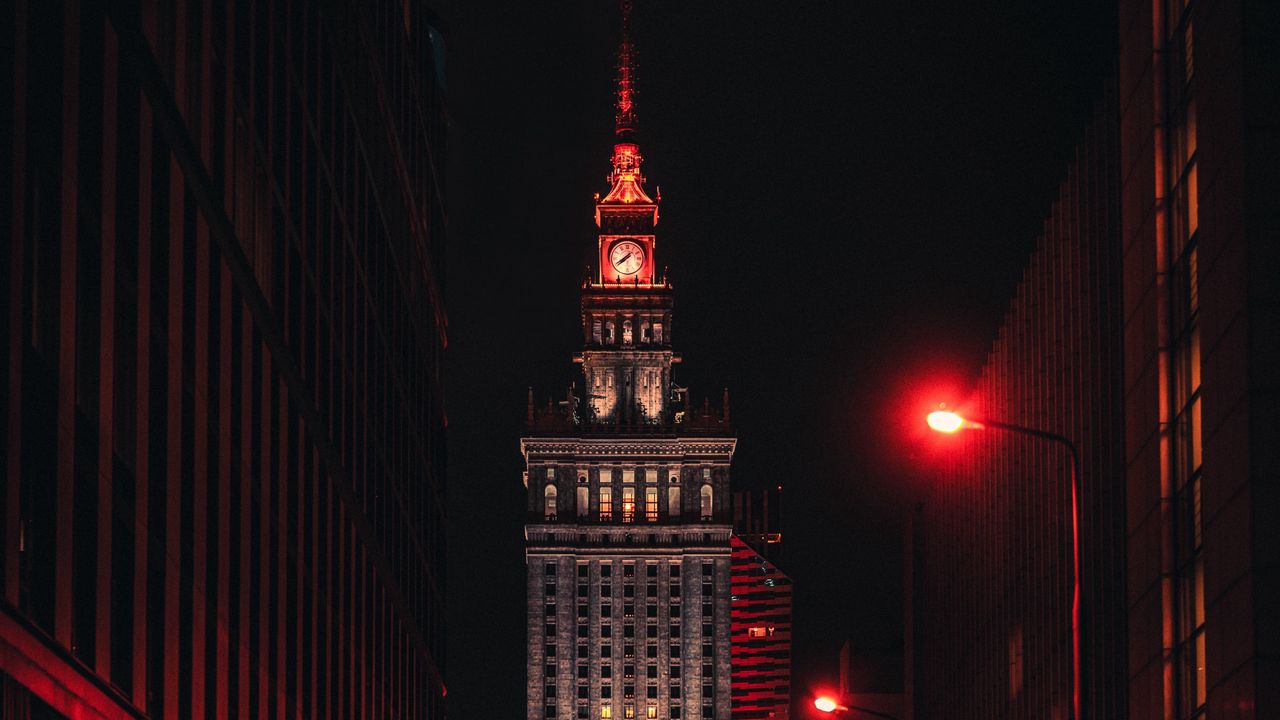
[614, 0, 638, 138]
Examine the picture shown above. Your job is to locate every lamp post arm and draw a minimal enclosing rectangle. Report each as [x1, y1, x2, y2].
[842, 705, 900, 720]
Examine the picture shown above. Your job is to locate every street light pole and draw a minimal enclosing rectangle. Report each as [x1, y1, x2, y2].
[926, 411, 1084, 720]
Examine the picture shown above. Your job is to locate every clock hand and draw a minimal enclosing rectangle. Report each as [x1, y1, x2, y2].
[617, 252, 632, 265]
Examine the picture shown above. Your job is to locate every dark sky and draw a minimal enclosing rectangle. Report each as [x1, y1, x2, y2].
[442, 1, 1115, 716]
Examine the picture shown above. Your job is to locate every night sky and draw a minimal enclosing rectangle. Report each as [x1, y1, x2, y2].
[443, 1, 1115, 715]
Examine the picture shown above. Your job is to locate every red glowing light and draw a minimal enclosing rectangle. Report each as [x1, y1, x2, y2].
[926, 410, 965, 433]
[814, 697, 840, 713]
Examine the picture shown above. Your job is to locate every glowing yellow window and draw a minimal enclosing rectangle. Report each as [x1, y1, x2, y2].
[625, 705, 635, 719]
[646, 706, 657, 719]
[622, 486, 636, 523]
[601, 706, 612, 719]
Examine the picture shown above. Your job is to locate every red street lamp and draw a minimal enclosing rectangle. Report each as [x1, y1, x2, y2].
[813, 695, 899, 719]
[926, 407, 1084, 720]
[814, 697, 844, 713]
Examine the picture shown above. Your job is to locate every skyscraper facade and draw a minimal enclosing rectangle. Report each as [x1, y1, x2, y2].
[1119, 0, 1280, 716]
[910, 0, 1280, 717]
[0, 1, 447, 717]
[521, 5, 735, 719]
[729, 535, 791, 720]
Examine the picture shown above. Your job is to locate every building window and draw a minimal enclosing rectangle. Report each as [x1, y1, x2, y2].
[578, 478, 590, 518]
[622, 320, 633, 344]
[545, 484, 559, 520]
[600, 487, 613, 521]
[625, 706, 635, 719]
[606, 322, 615, 344]
[653, 323, 663, 343]
[593, 320, 603, 344]
[668, 485, 681, 518]
[647, 706, 658, 719]
[646, 487, 658, 522]
[623, 487, 636, 523]
[699, 484, 713, 521]
[602, 706, 613, 719]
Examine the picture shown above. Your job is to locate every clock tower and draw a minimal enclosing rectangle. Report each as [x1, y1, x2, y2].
[522, 3, 736, 720]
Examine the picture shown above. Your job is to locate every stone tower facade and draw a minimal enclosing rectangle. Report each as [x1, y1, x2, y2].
[522, 5, 735, 720]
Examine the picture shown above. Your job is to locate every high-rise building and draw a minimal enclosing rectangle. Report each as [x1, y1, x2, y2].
[0, 2, 447, 717]
[730, 488, 791, 720]
[729, 534, 791, 720]
[909, 0, 1280, 717]
[1119, 0, 1280, 716]
[521, 4, 736, 720]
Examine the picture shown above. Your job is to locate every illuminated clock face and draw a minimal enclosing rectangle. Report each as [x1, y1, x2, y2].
[610, 240, 645, 275]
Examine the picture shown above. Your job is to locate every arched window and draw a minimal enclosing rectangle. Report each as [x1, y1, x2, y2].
[577, 479, 590, 519]
[668, 486, 681, 518]
[544, 484, 558, 520]
[700, 484, 713, 521]
[622, 320, 633, 344]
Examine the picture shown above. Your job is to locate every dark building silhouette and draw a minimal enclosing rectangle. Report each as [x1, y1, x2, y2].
[910, 1, 1280, 718]
[0, 1, 447, 717]
[837, 641, 903, 720]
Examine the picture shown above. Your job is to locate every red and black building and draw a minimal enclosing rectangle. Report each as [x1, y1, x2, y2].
[0, 0, 448, 717]
[731, 489, 791, 720]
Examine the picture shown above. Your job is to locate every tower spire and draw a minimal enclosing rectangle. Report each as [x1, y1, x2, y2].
[615, 0, 637, 137]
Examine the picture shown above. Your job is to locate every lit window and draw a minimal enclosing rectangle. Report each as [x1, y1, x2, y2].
[623, 487, 636, 523]
[593, 321, 603, 344]
[600, 488, 613, 521]
[699, 484, 713, 521]
[602, 707, 612, 719]
[625, 705, 635, 719]
[545, 484, 559, 521]
[653, 323, 663, 343]
[646, 487, 658, 522]
[623, 320, 633, 344]
[606, 322, 615, 344]
[647, 706, 658, 719]
[747, 626, 773, 638]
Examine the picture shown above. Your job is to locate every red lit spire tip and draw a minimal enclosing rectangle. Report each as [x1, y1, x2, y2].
[615, 0, 637, 137]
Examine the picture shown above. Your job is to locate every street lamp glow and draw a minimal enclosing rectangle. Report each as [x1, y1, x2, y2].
[926, 410, 966, 433]
[814, 697, 840, 713]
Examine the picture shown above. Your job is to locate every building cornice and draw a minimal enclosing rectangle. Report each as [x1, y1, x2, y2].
[520, 436, 737, 460]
